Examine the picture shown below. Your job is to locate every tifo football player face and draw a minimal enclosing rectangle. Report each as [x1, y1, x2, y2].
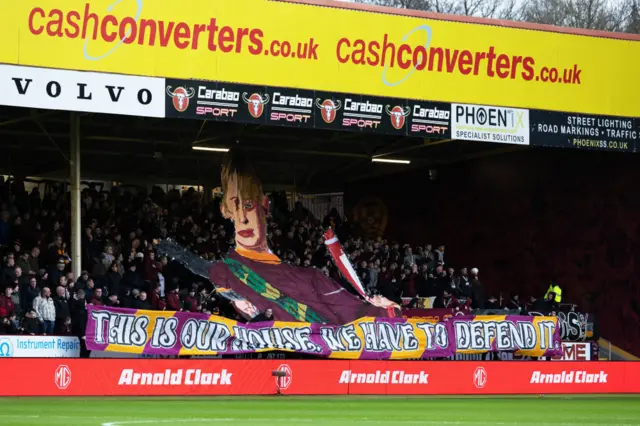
[222, 173, 268, 252]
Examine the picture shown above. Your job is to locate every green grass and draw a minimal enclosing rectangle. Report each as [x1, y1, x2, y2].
[0, 395, 639, 426]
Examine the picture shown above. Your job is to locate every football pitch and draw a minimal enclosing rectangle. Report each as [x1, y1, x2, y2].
[0, 395, 639, 426]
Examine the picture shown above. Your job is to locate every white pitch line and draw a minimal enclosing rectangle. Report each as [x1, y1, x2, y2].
[0, 415, 636, 426]
[98, 419, 640, 426]
[102, 420, 233, 426]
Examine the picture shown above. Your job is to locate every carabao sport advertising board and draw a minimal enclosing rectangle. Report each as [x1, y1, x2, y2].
[166, 78, 452, 139]
[0, 64, 165, 117]
[1, 359, 638, 396]
[0, 336, 80, 358]
[530, 110, 638, 153]
[451, 103, 530, 145]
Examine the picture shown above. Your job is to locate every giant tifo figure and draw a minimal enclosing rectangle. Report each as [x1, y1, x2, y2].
[159, 150, 398, 324]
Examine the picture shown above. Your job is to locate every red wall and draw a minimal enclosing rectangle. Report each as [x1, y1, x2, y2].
[346, 148, 640, 356]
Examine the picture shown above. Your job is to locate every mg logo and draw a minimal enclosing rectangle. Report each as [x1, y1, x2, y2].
[55, 365, 72, 390]
[276, 364, 293, 390]
[473, 367, 487, 389]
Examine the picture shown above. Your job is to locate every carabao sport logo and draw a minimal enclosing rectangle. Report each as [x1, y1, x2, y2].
[242, 93, 270, 118]
[385, 105, 410, 129]
[315, 99, 342, 124]
[0, 338, 13, 357]
[166, 86, 195, 112]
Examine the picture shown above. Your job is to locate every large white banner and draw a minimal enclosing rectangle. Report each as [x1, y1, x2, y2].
[0, 336, 80, 358]
[0, 65, 165, 117]
[452, 103, 530, 145]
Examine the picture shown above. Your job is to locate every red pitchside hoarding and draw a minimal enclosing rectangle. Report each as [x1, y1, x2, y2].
[0, 359, 638, 396]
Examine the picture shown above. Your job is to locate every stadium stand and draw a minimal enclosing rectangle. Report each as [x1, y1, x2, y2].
[0, 175, 566, 351]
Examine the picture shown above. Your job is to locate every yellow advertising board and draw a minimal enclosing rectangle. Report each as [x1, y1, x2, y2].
[0, 0, 638, 117]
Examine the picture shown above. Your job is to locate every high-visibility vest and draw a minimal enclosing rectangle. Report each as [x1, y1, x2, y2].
[545, 284, 562, 303]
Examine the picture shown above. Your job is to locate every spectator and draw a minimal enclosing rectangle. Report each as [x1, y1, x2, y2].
[16, 252, 32, 277]
[149, 282, 162, 310]
[134, 291, 152, 310]
[142, 248, 159, 282]
[434, 289, 468, 310]
[27, 247, 41, 276]
[183, 288, 199, 312]
[48, 258, 66, 289]
[543, 292, 560, 312]
[1, 253, 16, 286]
[89, 288, 105, 306]
[106, 293, 120, 307]
[76, 270, 90, 291]
[33, 287, 55, 335]
[1, 315, 18, 334]
[54, 286, 70, 331]
[250, 308, 274, 323]
[21, 309, 40, 335]
[122, 262, 144, 292]
[58, 316, 73, 336]
[100, 245, 116, 270]
[470, 268, 485, 309]
[507, 293, 522, 311]
[0, 286, 15, 318]
[485, 295, 501, 310]
[527, 295, 549, 312]
[434, 245, 446, 264]
[457, 267, 472, 299]
[70, 290, 87, 330]
[21, 276, 40, 312]
[106, 262, 123, 298]
[166, 288, 181, 311]
[403, 246, 415, 267]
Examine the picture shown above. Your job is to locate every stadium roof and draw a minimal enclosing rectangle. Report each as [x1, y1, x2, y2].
[0, 106, 525, 192]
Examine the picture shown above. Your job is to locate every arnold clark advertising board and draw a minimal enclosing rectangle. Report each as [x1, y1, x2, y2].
[0, 359, 638, 396]
[451, 103, 530, 145]
[0, 336, 80, 358]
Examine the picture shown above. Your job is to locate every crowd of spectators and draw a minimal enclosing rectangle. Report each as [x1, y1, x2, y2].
[0, 178, 560, 348]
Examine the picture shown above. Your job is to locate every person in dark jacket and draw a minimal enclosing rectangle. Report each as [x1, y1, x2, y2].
[121, 262, 144, 292]
[21, 309, 40, 335]
[542, 292, 560, 313]
[250, 308, 274, 323]
[53, 286, 70, 331]
[70, 289, 89, 357]
[105, 262, 123, 298]
[183, 289, 199, 312]
[106, 293, 120, 307]
[470, 268, 485, 309]
[21, 276, 40, 312]
[134, 291, 152, 310]
[75, 270, 90, 292]
[166, 288, 181, 311]
[507, 293, 523, 312]
[48, 259, 66, 289]
[149, 282, 162, 310]
[457, 267, 472, 299]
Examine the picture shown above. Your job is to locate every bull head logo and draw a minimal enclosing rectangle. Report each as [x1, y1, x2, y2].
[242, 93, 270, 118]
[316, 99, 342, 124]
[385, 105, 411, 130]
[166, 86, 195, 112]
